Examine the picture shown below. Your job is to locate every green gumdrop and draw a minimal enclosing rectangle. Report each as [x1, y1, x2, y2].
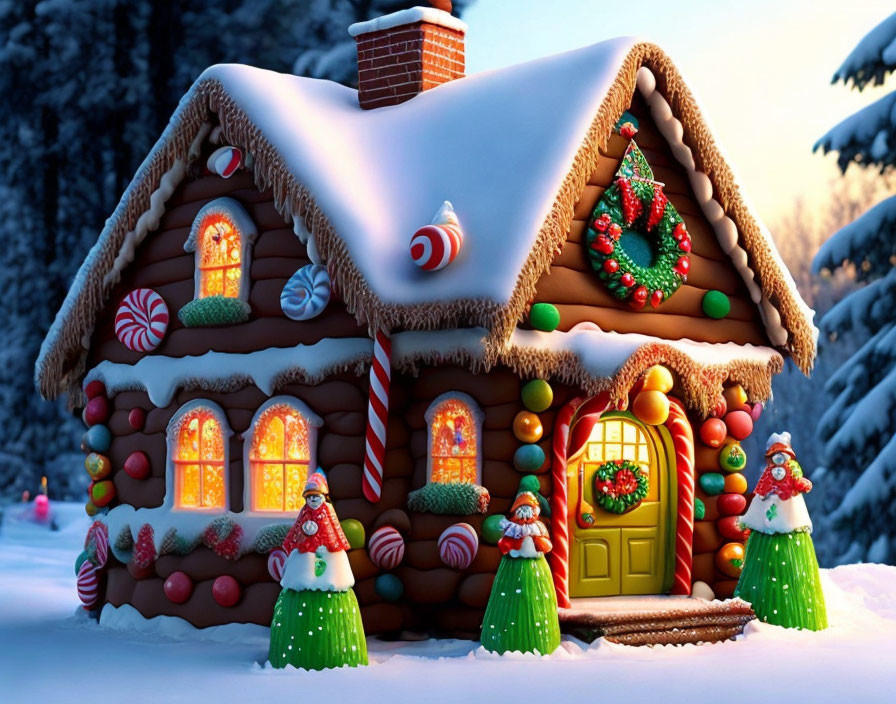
[521, 379, 553, 413]
[482, 514, 505, 545]
[702, 290, 731, 319]
[529, 303, 560, 332]
[719, 442, 747, 473]
[699, 472, 726, 496]
[518, 474, 541, 494]
[75, 550, 88, 576]
[374, 573, 404, 602]
[340, 519, 366, 550]
[513, 444, 545, 472]
[694, 498, 706, 521]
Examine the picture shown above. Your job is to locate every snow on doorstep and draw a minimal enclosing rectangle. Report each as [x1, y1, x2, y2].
[197, 37, 640, 308]
[2, 507, 896, 703]
[347, 6, 468, 36]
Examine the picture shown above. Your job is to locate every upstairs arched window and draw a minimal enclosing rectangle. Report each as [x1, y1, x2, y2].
[425, 392, 483, 484]
[184, 197, 257, 301]
[244, 397, 322, 513]
[167, 400, 231, 511]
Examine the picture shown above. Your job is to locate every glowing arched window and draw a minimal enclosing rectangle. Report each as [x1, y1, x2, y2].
[184, 197, 257, 300]
[425, 392, 483, 484]
[167, 401, 230, 511]
[585, 417, 651, 471]
[244, 397, 322, 513]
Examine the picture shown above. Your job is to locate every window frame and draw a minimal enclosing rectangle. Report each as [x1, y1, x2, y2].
[165, 399, 232, 513]
[242, 396, 323, 515]
[183, 197, 258, 302]
[424, 391, 484, 485]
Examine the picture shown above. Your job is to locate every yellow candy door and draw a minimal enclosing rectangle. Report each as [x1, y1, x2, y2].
[568, 412, 676, 597]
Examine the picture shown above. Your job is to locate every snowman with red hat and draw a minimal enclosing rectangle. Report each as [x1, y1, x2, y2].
[268, 471, 368, 669]
[735, 432, 827, 630]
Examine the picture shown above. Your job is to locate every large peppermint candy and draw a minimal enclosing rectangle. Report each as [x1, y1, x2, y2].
[368, 525, 405, 570]
[115, 288, 169, 352]
[207, 146, 243, 178]
[409, 201, 464, 271]
[85, 521, 109, 569]
[267, 547, 287, 582]
[77, 560, 99, 609]
[438, 523, 479, 570]
[280, 264, 331, 321]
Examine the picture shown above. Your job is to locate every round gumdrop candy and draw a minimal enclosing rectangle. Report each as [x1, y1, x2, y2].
[724, 410, 753, 441]
[85, 424, 112, 453]
[717, 493, 747, 516]
[723, 384, 747, 412]
[699, 473, 725, 496]
[694, 497, 706, 521]
[374, 573, 404, 602]
[699, 418, 727, 448]
[529, 303, 560, 332]
[723, 472, 748, 495]
[128, 407, 146, 431]
[85, 500, 100, 517]
[340, 518, 366, 550]
[632, 390, 670, 426]
[84, 380, 106, 399]
[641, 365, 673, 393]
[521, 379, 553, 413]
[482, 514, 505, 545]
[715, 542, 745, 578]
[749, 401, 763, 421]
[719, 442, 747, 473]
[84, 453, 111, 481]
[212, 576, 241, 607]
[90, 480, 116, 508]
[717, 516, 750, 542]
[513, 411, 543, 443]
[513, 444, 545, 472]
[438, 523, 479, 570]
[124, 451, 150, 480]
[368, 526, 405, 569]
[702, 290, 731, 319]
[518, 474, 541, 495]
[164, 571, 194, 604]
[84, 396, 109, 426]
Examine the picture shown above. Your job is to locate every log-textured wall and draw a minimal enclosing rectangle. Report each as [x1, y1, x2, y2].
[532, 92, 769, 347]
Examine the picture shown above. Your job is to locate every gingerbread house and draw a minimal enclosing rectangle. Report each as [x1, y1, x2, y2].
[36, 5, 815, 636]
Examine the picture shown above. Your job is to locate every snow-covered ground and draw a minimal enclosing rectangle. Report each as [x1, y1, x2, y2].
[1, 503, 894, 703]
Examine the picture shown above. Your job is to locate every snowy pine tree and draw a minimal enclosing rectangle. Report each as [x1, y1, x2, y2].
[812, 11, 896, 565]
[1, 1, 470, 502]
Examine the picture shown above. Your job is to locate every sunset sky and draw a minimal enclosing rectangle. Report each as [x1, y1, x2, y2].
[464, 0, 895, 227]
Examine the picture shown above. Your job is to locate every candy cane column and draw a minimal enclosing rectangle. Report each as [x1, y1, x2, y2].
[362, 330, 392, 503]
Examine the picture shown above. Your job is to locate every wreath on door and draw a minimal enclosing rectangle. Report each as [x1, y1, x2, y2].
[592, 459, 649, 514]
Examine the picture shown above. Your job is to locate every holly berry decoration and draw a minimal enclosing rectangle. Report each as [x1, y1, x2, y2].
[585, 142, 690, 310]
[592, 459, 649, 514]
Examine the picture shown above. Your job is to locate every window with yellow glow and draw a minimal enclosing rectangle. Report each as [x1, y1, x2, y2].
[585, 417, 651, 476]
[171, 406, 228, 510]
[244, 397, 322, 513]
[426, 393, 483, 484]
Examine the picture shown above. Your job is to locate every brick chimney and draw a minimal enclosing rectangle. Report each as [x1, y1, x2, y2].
[349, 2, 467, 110]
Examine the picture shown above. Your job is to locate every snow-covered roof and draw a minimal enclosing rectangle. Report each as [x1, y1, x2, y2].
[35, 39, 815, 401]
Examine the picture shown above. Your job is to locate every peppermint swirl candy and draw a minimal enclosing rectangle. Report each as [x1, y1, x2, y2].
[302, 520, 319, 536]
[115, 288, 169, 352]
[280, 264, 331, 321]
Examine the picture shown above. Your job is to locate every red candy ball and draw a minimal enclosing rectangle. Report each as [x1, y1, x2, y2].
[649, 289, 664, 308]
[84, 380, 106, 399]
[593, 215, 610, 232]
[592, 235, 614, 255]
[679, 239, 692, 252]
[164, 571, 194, 604]
[84, 396, 109, 427]
[620, 272, 635, 287]
[124, 451, 150, 480]
[608, 222, 622, 240]
[699, 418, 727, 448]
[717, 493, 747, 516]
[212, 576, 241, 607]
[717, 516, 750, 542]
[711, 396, 727, 419]
[128, 408, 146, 431]
[724, 410, 754, 441]
[676, 256, 690, 275]
[603, 259, 619, 274]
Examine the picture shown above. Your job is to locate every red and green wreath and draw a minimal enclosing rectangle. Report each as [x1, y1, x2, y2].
[585, 142, 691, 310]
[593, 459, 649, 514]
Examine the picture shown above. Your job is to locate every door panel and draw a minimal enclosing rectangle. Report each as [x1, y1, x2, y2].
[571, 528, 620, 597]
[621, 527, 663, 593]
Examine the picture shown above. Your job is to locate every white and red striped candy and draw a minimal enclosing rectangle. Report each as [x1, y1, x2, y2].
[368, 525, 404, 570]
[207, 146, 243, 178]
[85, 521, 109, 569]
[438, 523, 479, 570]
[77, 560, 99, 609]
[409, 201, 463, 271]
[115, 288, 169, 352]
[267, 547, 287, 582]
[363, 331, 391, 503]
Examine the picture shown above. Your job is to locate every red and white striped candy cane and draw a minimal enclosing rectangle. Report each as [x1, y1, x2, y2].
[363, 330, 391, 503]
[549, 397, 583, 608]
[665, 397, 695, 595]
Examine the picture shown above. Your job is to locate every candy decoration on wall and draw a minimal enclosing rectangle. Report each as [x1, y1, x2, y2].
[362, 330, 391, 503]
[698, 418, 727, 448]
[202, 517, 244, 560]
[84, 453, 111, 481]
[512, 411, 543, 443]
[280, 264, 332, 321]
[84, 380, 106, 399]
[724, 410, 753, 441]
[513, 444, 545, 472]
[438, 523, 479, 570]
[702, 290, 731, 319]
[528, 303, 560, 332]
[206, 145, 243, 178]
[632, 389, 670, 425]
[267, 546, 287, 582]
[665, 398, 696, 596]
[124, 451, 151, 480]
[409, 200, 464, 271]
[374, 573, 404, 602]
[89, 480, 116, 508]
[128, 407, 146, 431]
[83, 396, 109, 426]
[163, 571, 194, 604]
[212, 575, 242, 607]
[592, 459, 649, 514]
[85, 521, 109, 568]
[129, 523, 156, 580]
[115, 288, 169, 352]
[367, 525, 405, 569]
[521, 379, 553, 413]
[77, 561, 99, 609]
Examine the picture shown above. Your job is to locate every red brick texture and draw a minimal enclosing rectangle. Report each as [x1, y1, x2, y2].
[356, 21, 465, 110]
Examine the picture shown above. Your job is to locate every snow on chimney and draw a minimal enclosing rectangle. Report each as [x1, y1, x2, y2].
[349, 2, 467, 110]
